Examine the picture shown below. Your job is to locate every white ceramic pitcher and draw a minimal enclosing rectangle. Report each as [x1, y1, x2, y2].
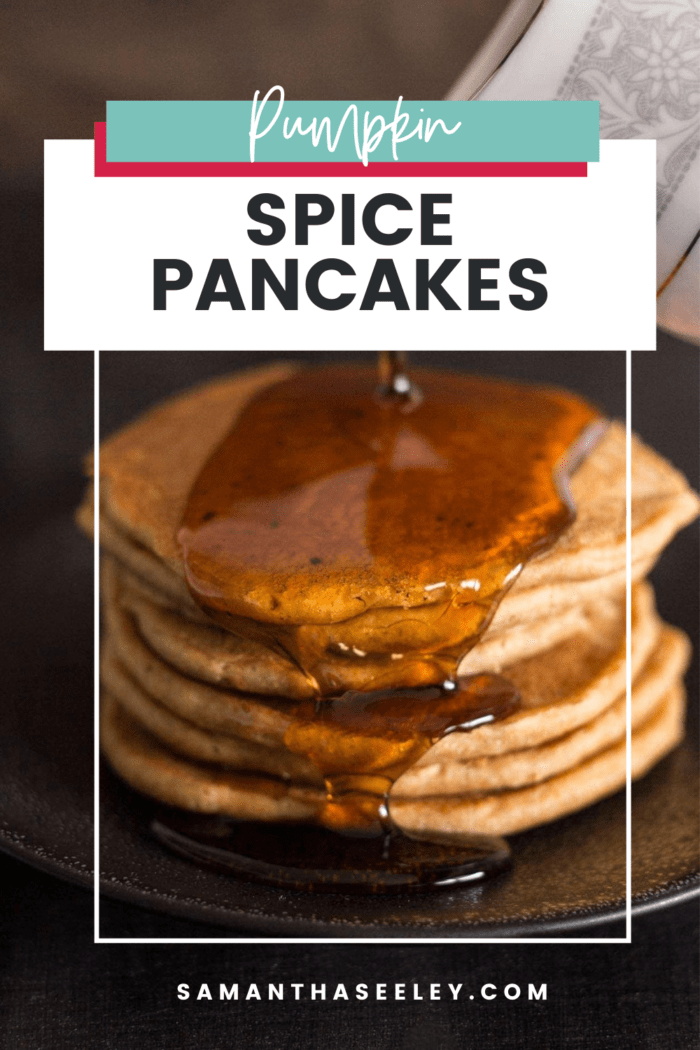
[447, 0, 700, 344]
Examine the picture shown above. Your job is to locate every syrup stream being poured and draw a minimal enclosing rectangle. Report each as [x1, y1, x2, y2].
[152, 353, 604, 893]
[376, 350, 421, 404]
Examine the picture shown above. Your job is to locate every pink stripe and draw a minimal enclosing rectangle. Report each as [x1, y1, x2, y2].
[94, 123, 587, 178]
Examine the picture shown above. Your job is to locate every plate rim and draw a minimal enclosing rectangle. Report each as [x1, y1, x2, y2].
[96, 871, 700, 938]
[2, 827, 698, 939]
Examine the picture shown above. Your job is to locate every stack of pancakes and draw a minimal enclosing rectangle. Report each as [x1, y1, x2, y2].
[80, 363, 699, 837]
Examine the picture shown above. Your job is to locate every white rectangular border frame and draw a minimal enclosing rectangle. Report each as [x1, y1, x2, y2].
[93, 348, 633, 945]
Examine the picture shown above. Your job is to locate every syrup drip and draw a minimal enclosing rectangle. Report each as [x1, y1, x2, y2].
[161, 354, 604, 891]
[283, 673, 520, 835]
[376, 350, 421, 405]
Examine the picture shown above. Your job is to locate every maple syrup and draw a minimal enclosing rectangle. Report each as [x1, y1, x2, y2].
[282, 673, 520, 835]
[159, 354, 604, 892]
[151, 812, 511, 894]
[375, 349, 420, 404]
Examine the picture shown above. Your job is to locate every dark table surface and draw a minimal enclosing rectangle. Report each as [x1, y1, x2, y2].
[1, 854, 698, 1049]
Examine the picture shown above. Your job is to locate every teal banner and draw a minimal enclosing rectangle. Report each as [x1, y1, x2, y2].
[106, 96, 599, 164]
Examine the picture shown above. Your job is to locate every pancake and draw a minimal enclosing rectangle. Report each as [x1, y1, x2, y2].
[392, 686, 686, 838]
[100, 675, 685, 836]
[84, 368, 698, 630]
[101, 600, 684, 799]
[393, 624, 688, 795]
[101, 694, 321, 823]
[99, 558, 689, 831]
[101, 641, 323, 783]
[103, 567, 659, 757]
[104, 553, 626, 696]
[81, 367, 697, 694]
[89, 427, 679, 697]
[84, 362, 699, 847]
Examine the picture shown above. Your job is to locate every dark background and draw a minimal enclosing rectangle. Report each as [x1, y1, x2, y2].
[1, 346, 698, 1047]
[0, 0, 512, 184]
[0, 0, 698, 1040]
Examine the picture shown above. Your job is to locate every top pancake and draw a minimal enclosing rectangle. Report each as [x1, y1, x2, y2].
[83, 363, 700, 628]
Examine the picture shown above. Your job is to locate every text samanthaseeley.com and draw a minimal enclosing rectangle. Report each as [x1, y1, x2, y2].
[176, 982, 548, 1002]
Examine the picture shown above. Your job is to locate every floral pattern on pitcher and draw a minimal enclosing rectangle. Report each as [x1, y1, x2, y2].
[556, 0, 700, 217]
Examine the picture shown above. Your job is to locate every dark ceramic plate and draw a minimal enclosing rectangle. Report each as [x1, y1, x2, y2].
[3, 348, 698, 938]
[2, 514, 698, 939]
